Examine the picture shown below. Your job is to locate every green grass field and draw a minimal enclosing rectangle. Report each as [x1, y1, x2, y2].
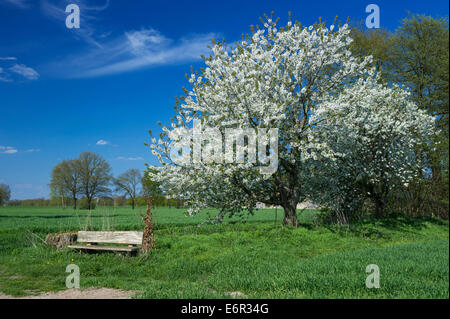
[0, 206, 448, 298]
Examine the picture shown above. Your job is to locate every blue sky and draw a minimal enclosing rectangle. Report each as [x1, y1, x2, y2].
[0, 0, 448, 199]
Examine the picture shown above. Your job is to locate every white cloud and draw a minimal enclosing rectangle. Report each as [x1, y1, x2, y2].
[0, 146, 18, 154]
[0, 58, 38, 82]
[0, 146, 40, 154]
[96, 139, 110, 145]
[47, 28, 219, 78]
[9, 64, 39, 80]
[126, 29, 172, 55]
[116, 156, 144, 161]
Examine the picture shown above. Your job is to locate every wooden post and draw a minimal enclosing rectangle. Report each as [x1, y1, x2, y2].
[141, 197, 156, 253]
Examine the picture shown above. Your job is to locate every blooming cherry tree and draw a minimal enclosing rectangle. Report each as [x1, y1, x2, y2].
[147, 15, 434, 226]
[310, 77, 435, 219]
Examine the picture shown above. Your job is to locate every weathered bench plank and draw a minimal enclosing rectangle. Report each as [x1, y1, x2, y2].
[77, 231, 143, 245]
[68, 231, 144, 256]
[67, 244, 140, 253]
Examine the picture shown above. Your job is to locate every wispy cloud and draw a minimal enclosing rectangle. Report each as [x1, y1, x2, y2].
[5, 0, 109, 47]
[1, 58, 39, 82]
[9, 64, 39, 80]
[2, 0, 30, 9]
[0, 146, 40, 154]
[4, 0, 217, 79]
[0, 67, 11, 82]
[0, 146, 18, 154]
[116, 156, 144, 161]
[96, 139, 110, 145]
[48, 28, 218, 78]
[40, 0, 109, 48]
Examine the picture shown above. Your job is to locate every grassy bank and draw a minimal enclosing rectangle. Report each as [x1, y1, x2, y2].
[0, 206, 448, 298]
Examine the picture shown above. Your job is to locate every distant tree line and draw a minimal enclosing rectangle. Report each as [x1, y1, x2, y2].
[5, 195, 184, 208]
[47, 151, 182, 210]
[1, 151, 182, 209]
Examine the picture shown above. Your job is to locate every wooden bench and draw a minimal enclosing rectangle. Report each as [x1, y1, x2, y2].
[68, 231, 143, 256]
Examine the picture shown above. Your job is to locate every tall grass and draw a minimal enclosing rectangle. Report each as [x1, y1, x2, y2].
[0, 206, 448, 298]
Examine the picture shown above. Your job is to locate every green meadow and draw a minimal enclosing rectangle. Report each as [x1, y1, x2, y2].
[0, 206, 448, 298]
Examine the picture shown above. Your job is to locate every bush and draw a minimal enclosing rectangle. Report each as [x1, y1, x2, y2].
[387, 178, 449, 220]
[79, 197, 96, 210]
[313, 206, 372, 226]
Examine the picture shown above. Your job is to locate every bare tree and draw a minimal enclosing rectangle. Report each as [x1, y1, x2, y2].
[114, 169, 142, 209]
[50, 159, 81, 209]
[50, 163, 68, 209]
[77, 152, 112, 210]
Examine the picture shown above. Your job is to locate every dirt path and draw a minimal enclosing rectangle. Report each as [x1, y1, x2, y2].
[0, 287, 135, 299]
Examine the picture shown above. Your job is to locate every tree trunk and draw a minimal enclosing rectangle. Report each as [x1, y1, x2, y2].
[73, 196, 77, 210]
[131, 198, 135, 210]
[87, 197, 92, 210]
[431, 161, 441, 181]
[282, 199, 298, 227]
[374, 197, 386, 219]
